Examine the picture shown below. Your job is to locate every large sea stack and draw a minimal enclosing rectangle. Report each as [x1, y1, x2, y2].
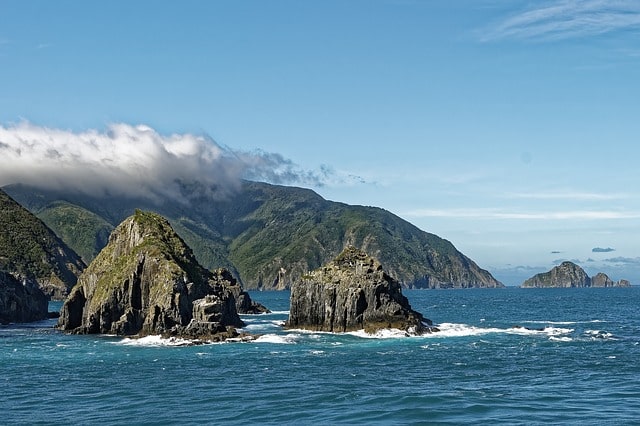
[0, 188, 85, 300]
[58, 210, 263, 341]
[521, 261, 631, 288]
[287, 246, 434, 335]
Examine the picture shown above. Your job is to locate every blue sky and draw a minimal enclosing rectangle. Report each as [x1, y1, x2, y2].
[1, 0, 640, 285]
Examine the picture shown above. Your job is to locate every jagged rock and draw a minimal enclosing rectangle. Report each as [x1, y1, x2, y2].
[58, 210, 263, 340]
[521, 262, 631, 288]
[210, 268, 270, 314]
[0, 272, 48, 324]
[616, 279, 631, 287]
[286, 246, 435, 335]
[591, 272, 614, 287]
[0, 189, 85, 300]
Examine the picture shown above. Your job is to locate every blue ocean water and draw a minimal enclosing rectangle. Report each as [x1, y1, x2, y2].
[2, 288, 639, 425]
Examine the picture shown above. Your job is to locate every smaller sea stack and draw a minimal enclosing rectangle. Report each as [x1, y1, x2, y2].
[286, 246, 435, 334]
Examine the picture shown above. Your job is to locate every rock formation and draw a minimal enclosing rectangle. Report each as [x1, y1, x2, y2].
[521, 261, 631, 288]
[0, 271, 48, 324]
[0, 189, 85, 300]
[286, 246, 435, 335]
[58, 210, 265, 341]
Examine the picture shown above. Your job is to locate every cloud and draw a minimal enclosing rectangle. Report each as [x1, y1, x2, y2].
[405, 208, 640, 220]
[0, 122, 326, 201]
[603, 256, 640, 265]
[482, 0, 640, 42]
[592, 247, 615, 253]
[505, 191, 629, 201]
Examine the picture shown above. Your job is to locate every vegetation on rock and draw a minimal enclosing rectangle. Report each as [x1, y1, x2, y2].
[0, 189, 85, 299]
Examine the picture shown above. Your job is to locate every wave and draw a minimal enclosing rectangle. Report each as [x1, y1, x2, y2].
[254, 333, 300, 344]
[584, 329, 617, 340]
[520, 319, 605, 325]
[114, 335, 199, 347]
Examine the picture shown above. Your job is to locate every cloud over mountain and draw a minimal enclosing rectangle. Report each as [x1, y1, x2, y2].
[0, 122, 325, 201]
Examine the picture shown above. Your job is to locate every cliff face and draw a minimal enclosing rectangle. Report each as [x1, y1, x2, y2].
[0, 272, 48, 324]
[58, 210, 261, 340]
[0, 189, 85, 300]
[286, 246, 434, 335]
[521, 262, 631, 288]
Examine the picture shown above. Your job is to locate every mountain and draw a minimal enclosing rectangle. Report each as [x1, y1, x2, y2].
[0, 189, 85, 299]
[58, 210, 257, 341]
[4, 181, 503, 290]
[521, 261, 631, 288]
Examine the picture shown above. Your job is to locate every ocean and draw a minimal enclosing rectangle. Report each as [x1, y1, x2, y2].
[2, 287, 639, 425]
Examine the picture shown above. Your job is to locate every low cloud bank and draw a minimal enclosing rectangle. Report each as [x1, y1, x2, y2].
[0, 122, 325, 201]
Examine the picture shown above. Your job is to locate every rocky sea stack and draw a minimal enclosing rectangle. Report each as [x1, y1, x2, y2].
[287, 246, 435, 335]
[521, 261, 631, 288]
[58, 210, 265, 341]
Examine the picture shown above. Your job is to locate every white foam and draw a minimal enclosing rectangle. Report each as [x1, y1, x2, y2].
[585, 330, 616, 340]
[549, 336, 573, 342]
[115, 335, 196, 347]
[348, 328, 409, 339]
[254, 333, 299, 344]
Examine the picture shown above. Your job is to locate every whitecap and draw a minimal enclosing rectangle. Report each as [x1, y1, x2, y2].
[549, 336, 573, 342]
[348, 328, 410, 339]
[585, 330, 616, 340]
[115, 335, 195, 347]
[254, 333, 298, 344]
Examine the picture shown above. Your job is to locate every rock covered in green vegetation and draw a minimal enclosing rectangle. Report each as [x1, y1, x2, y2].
[0, 271, 48, 324]
[521, 261, 631, 288]
[286, 246, 436, 335]
[58, 210, 264, 341]
[5, 182, 503, 290]
[0, 189, 85, 300]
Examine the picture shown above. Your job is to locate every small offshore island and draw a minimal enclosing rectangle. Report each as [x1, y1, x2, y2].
[521, 261, 630, 288]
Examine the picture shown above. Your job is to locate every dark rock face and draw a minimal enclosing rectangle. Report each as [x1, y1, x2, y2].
[286, 246, 434, 334]
[521, 261, 631, 288]
[0, 272, 48, 324]
[58, 210, 262, 340]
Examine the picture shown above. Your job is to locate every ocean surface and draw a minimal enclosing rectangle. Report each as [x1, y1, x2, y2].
[2, 287, 639, 425]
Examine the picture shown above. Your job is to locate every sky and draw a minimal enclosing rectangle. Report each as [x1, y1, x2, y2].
[1, 0, 640, 285]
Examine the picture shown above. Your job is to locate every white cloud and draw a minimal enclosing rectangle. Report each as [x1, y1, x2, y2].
[405, 208, 640, 220]
[0, 122, 325, 201]
[482, 0, 640, 41]
[504, 191, 629, 201]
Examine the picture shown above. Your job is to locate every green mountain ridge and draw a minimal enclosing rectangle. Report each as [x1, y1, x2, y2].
[0, 189, 86, 299]
[4, 181, 503, 290]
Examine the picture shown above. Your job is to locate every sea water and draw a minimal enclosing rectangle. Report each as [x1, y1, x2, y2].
[2, 288, 639, 425]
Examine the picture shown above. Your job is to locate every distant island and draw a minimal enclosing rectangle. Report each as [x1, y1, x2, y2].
[521, 261, 630, 288]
